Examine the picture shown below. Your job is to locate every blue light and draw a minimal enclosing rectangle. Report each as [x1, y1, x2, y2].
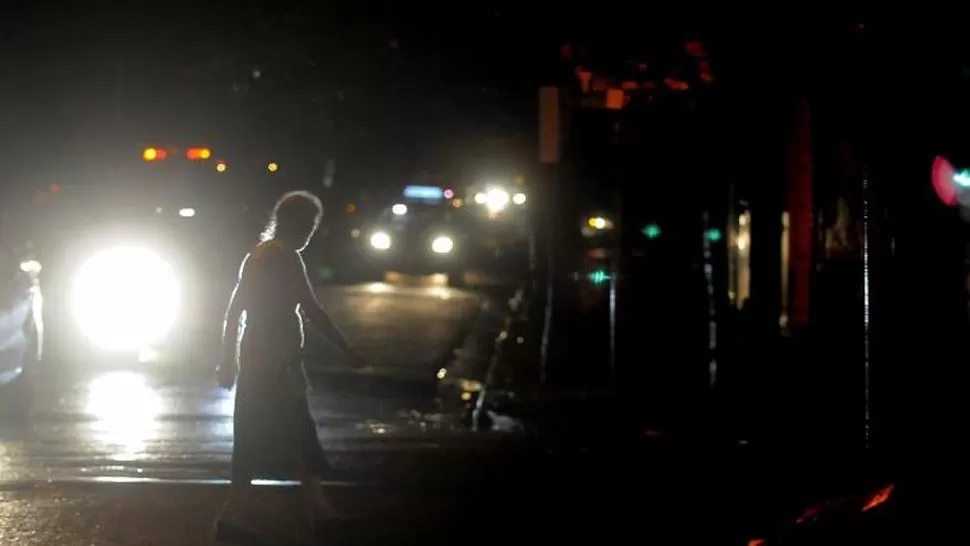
[403, 185, 444, 200]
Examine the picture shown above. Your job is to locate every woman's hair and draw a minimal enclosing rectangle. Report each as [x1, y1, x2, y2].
[260, 190, 324, 249]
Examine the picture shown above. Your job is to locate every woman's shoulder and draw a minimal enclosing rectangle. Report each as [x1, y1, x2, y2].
[250, 240, 301, 266]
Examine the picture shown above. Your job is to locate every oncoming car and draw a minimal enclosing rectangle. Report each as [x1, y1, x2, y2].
[27, 194, 253, 368]
[360, 186, 472, 286]
[17, 143, 262, 369]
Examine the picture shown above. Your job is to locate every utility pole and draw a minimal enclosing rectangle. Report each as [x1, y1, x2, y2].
[537, 86, 561, 389]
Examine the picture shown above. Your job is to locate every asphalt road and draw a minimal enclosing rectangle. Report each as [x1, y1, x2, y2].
[0, 281, 488, 485]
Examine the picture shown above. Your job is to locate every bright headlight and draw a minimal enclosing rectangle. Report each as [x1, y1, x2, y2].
[19, 260, 42, 274]
[430, 235, 454, 254]
[485, 188, 510, 213]
[71, 246, 181, 352]
[370, 231, 391, 250]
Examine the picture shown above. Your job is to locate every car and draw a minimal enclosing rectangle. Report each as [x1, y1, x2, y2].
[463, 183, 533, 280]
[16, 145, 264, 370]
[27, 189, 255, 369]
[0, 239, 43, 392]
[359, 186, 474, 286]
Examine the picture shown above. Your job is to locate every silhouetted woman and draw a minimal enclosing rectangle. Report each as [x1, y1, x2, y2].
[215, 190, 361, 541]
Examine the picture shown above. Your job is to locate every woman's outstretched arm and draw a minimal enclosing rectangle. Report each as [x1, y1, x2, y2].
[218, 254, 251, 386]
[222, 254, 252, 346]
[286, 251, 351, 353]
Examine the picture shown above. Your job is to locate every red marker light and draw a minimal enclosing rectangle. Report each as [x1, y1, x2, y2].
[186, 147, 212, 160]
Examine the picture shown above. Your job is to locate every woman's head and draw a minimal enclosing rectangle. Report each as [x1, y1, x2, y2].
[261, 190, 324, 250]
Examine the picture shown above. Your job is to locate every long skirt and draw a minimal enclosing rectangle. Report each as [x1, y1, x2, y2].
[230, 355, 331, 481]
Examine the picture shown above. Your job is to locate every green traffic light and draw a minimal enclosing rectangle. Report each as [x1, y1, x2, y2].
[588, 269, 610, 285]
[705, 227, 723, 242]
[642, 223, 661, 239]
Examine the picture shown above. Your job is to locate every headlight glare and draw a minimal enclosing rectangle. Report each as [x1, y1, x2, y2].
[485, 188, 510, 213]
[370, 231, 391, 250]
[71, 246, 180, 352]
[19, 260, 42, 274]
[431, 235, 454, 254]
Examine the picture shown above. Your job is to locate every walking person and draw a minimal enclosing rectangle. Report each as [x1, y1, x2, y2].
[214, 190, 363, 542]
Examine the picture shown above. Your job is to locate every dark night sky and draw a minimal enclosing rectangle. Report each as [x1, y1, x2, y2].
[5, 10, 970, 203]
[0, 3, 560, 195]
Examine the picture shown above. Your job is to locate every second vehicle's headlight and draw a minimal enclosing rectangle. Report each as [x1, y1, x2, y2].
[370, 231, 391, 250]
[485, 188, 510, 213]
[430, 235, 454, 254]
[71, 246, 181, 352]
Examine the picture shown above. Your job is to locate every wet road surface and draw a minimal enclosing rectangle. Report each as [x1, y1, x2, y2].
[0, 282, 487, 484]
[0, 279, 642, 545]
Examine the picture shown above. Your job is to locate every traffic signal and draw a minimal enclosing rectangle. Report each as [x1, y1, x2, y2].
[642, 223, 662, 239]
[704, 227, 723, 242]
[587, 269, 611, 285]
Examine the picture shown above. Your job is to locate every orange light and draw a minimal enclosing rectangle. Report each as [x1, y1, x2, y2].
[215, 161, 227, 173]
[187, 147, 212, 160]
[605, 89, 625, 110]
[143, 147, 162, 161]
[345, 203, 357, 213]
[267, 162, 279, 172]
[862, 484, 894, 512]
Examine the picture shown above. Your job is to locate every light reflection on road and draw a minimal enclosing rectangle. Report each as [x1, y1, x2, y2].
[208, 387, 235, 438]
[85, 372, 163, 461]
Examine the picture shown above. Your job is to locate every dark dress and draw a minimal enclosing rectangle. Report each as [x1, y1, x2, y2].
[230, 240, 331, 481]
